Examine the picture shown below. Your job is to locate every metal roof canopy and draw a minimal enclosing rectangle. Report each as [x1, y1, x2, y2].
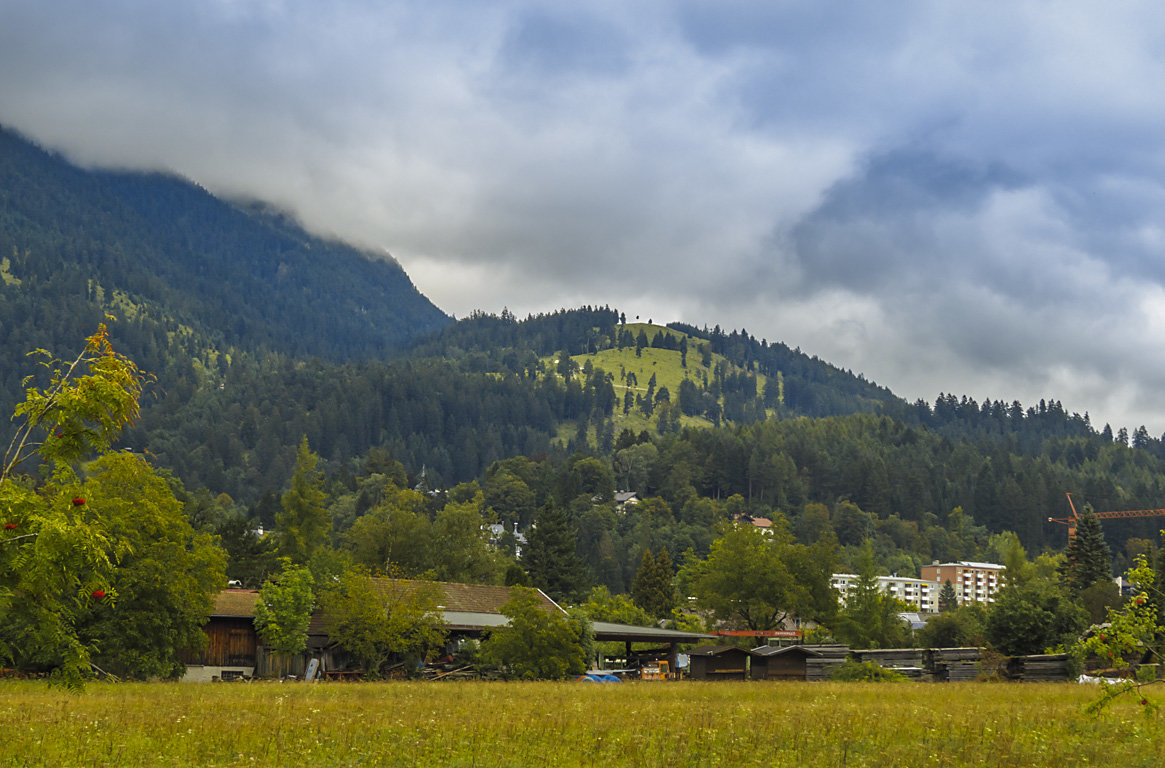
[591, 621, 713, 644]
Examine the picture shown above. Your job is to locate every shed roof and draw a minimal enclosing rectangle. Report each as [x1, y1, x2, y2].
[211, 589, 260, 618]
[751, 645, 823, 658]
[592, 621, 713, 644]
[687, 644, 752, 657]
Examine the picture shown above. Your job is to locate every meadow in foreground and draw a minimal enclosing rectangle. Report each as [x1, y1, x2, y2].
[0, 680, 1160, 767]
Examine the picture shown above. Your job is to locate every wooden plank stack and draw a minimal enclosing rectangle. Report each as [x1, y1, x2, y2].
[802, 644, 849, 681]
[927, 647, 982, 682]
[1007, 653, 1071, 682]
[852, 648, 925, 669]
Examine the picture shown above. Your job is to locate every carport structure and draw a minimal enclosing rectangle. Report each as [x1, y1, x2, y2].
[592, 621, 714, 673]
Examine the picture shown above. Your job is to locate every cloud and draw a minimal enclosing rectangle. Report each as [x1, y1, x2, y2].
[4, 1, 1165, 431]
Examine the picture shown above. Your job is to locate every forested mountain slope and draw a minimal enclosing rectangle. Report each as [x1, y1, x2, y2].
[6, 121, 1165, 569]
[0, 125, 449, 397]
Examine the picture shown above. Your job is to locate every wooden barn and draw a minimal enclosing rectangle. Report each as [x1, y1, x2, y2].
[687, 645, 751, 681]
[749, 644, 822, 681]
[185, 580, 710, 681]
[181, 589, 260, 682]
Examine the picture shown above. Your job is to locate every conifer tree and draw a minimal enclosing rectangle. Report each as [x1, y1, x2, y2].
[1063, 510, 1111, 595]
[938, 579, 958, 613]
[276, 437, 329, 565]
[833, 541, 910, 649]
[522, 502, 588, 603]
[631, 547, 676, 620]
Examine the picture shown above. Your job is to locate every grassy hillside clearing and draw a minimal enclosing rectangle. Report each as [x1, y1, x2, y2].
[0, 680, 1158, 767]
[546, 323, 777, 440]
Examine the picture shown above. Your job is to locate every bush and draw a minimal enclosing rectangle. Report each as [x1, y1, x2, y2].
[829, 659, 907, 682]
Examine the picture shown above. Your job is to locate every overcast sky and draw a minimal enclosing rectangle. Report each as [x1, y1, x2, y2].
[4, 1, 1165, 434]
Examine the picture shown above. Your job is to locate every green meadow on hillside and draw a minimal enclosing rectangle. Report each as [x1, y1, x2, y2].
[0, 680, 1159, 767]
[547, 323, 778, 441]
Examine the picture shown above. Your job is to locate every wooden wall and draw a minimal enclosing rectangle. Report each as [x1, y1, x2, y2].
[185, 618, 257, 667]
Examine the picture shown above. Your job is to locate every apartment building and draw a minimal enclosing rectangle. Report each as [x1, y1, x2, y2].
[919, 561, 1005, 607]
[831, 561, 1005, 613]
[830, 573, 940, 612]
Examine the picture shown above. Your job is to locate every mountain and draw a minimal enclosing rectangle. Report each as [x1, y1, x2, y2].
[8, 122, 1165, 565]
[0, 124, 450, 375]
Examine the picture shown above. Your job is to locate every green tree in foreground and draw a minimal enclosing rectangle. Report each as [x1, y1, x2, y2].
[480, 586, 586, 679]
[679, 520, 836, 631]
[1075, 555, 1165, 715]
[254, 560, 315, 676]
[916, 605, 986, 649]
[984, 577, 1086, 656]
[77, 452, 226, 679]
[833, 542, 910, 649]
[0, 325, 149, 687]
[320, 570, 445, 677]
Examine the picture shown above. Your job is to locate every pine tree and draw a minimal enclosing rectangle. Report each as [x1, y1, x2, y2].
[1063, 510, 1111, 595]
[631, 547, 676, 620]
[522, 502, 588, 603]
[938, 579, 958, 613]
[276, 436, 330, 565]
[834, 541, 910, 649]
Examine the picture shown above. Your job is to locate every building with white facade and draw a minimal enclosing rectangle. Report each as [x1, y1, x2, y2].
[830, 574, 941, 613]
[831, 560, 1005, 613]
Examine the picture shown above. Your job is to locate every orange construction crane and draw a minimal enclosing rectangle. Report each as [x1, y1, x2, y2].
[1049, 493, 1165, 545]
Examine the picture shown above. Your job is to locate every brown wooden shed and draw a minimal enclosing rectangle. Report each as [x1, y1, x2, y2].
[181, 589, 260, 682]
[687, 645, 751, 681]
[749, 645, 822, 680]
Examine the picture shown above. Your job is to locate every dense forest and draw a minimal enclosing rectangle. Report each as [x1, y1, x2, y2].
[5, 121, 1165, 592]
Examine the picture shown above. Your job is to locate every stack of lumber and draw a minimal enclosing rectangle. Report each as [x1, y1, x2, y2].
[802, 645, 849, 681]
[805, 657, 846, 681]
[891, 666, 926, 680]
[927, 648, 982, 682]
[852, 649, 925, 669]
[1008, 654, 1071, 682]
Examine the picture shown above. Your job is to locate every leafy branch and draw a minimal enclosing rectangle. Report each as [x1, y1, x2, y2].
[2, 323, 149, 482]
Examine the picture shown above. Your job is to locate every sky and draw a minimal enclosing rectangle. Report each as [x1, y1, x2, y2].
[3, 1, 1165, 434]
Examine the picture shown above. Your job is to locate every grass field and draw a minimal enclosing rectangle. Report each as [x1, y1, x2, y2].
[0, 680, 1160, 767]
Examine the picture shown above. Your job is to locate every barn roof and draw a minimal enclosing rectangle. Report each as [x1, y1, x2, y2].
[211, 589, 260, 618]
